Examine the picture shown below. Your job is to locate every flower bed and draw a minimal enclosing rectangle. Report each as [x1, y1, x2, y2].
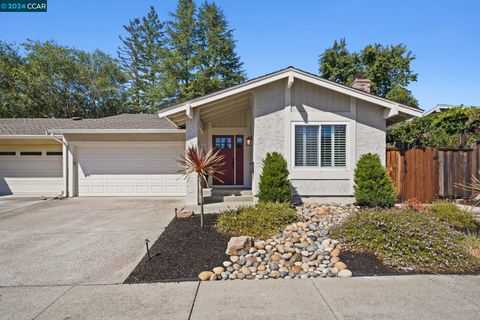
[331, 206, 480, 273]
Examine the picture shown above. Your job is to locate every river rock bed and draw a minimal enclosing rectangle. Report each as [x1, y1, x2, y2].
[199, 203, 359, 281]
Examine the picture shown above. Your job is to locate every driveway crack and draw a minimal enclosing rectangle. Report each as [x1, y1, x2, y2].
[425, 275, 480, 309]
[310, 279, 340, 320]
[187, 281, 201, 320]
[33, 285, 74, 319]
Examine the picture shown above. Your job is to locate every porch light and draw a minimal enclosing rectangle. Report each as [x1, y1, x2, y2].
[246, 136, 252, 146]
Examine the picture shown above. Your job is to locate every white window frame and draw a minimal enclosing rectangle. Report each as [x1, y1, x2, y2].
[291, 122, 349, 170]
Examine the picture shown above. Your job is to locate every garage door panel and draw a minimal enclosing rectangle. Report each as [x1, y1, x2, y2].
[77, 142, 185, 197]
[0, 155, 63, 195]
[0, 157, 62, 178]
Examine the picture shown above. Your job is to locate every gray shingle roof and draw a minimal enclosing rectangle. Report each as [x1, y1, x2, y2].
[0, 114, 178, 135]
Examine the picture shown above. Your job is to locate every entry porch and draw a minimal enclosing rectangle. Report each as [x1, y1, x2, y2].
[166, 92, 254, 205]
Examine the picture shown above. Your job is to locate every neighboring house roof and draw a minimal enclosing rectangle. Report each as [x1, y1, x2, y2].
[0, 114, 181, 136]
[423, 104, 480, 116]
[158, 66, 423, 123]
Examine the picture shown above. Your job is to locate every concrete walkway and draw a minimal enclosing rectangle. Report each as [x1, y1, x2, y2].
[1, 275, 479, 320]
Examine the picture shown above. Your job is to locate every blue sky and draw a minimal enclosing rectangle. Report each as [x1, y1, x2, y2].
[1, 0, 479, 111]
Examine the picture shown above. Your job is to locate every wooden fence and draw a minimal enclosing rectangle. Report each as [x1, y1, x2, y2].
[386, 143, 480, 202]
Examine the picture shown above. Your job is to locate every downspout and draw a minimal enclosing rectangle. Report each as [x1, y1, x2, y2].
[48, 132, 69, 198]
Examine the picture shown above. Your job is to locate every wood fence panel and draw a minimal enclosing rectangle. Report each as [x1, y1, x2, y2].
[387, 147, 437, 203]
[388, 143, 480, 202]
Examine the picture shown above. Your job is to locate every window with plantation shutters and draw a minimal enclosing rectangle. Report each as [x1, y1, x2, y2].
[294, 124, 347, 168]
[295, 125, 319, 166]
[321, 125, 346, 167]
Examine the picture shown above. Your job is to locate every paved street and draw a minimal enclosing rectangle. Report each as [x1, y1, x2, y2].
[1, 275, 479, 320]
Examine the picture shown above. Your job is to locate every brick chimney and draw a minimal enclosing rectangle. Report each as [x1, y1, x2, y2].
[351, 74, 371, 93]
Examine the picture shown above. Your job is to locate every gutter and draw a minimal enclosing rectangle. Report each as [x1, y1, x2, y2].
[46, 129, 186, 134]
[0, 135, 62, 139]
[47, 132, 69, 198]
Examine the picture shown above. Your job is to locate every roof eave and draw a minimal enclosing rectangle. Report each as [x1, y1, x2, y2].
[46, 129, 186, 134]
[158, 67, 424, 120]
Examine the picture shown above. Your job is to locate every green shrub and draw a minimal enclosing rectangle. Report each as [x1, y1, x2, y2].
[331, 209, 480, 272]
[429, 201, 480, 231]
[257, 152, 291, 203]
[462, 235, 480, 259]
[387, 107, 480, 148]
[215, 203, 297, 238]
[354, 153, 396, 207]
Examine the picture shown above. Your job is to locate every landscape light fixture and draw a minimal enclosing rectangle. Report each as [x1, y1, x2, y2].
[145, 239, 151, 261]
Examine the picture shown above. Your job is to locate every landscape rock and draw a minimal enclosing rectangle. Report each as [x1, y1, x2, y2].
[334, 262, 347, 270]
[240, 267, 252, 275]
[198, 271, 214, 281]
[330, 248, 340, 257]
[213, 267, 224, 275]
[226, 236, 252, 255]
[219, 203, 358, 280]
[338, 269, 353, 278]
[176, 211, 194, 219]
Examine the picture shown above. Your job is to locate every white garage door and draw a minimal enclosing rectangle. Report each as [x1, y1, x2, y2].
[77, 142, 186, 196]
[0, 151, 63, 196]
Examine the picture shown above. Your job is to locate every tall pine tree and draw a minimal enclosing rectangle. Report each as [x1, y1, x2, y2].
[118, 6, 166, 113]
[164, 0, 198, 103]
[194, 1, 245, 96]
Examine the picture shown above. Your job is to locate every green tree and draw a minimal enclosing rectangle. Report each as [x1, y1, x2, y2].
[385, 86, 418, 108]
[21, 40, 83, 118]
[258, 152, 292, 204]
[318, 38, 359, 85]
[0, 41, 27, 117]
[193, 1, 245, 96]
[77, 50, 127, 117]
[354, 153, 396, 207]
[319, 39, 419, 107]
[118, 6, 167, 112]
[164, 0, 198, 103]
[0, 40, 126, 118]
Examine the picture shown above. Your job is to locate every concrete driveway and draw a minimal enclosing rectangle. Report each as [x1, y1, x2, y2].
[0, 195, 46, 215]
[0, 197, 184, 286]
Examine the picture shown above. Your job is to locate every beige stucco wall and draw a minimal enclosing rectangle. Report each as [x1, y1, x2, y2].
[252, 80, 286, 193]
[252, 78, 387, 203]
[355, 100, 386, 164]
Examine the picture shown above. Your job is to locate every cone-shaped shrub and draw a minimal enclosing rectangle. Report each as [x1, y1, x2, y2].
[258, 152, 292, 203]
[354, 153, 396, 207]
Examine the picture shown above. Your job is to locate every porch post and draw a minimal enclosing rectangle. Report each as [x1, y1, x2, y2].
[67, 144, 76, 197]
[62, 139, 69, 197]
[186, 108, 200, 206]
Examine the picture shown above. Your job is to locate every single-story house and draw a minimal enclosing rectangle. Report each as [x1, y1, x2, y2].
[423, 104, 480, 116]
[0, 67, 422, 204]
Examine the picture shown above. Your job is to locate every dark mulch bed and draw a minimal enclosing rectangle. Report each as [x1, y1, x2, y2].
[340, 250, 480, 276]
[340, 251, 409, 276]
[125, 214, 230, 283]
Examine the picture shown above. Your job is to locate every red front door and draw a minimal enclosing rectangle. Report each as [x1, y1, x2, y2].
[213, 135, 235, 185]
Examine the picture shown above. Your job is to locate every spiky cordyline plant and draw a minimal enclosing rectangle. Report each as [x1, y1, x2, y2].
[178, 145, 225, 227]
[456, 175, 480, 209]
